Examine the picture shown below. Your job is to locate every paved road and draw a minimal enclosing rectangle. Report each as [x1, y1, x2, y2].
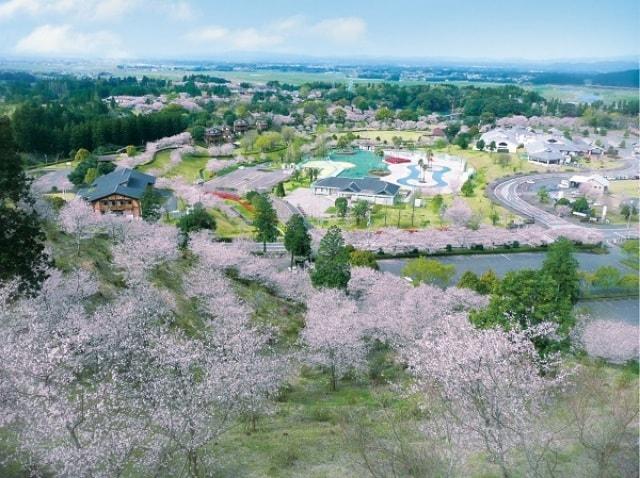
[491, 158, 639, 241]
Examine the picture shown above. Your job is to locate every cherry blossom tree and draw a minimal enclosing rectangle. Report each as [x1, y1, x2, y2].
[301, 289, 368, 390]
[0, 261, 289, 477]
[407, 320, 567, 478]
[58, 197, 101, 255]
[579, 318, 639, 363]
[111, 221, 180, 284]
[443, 198, 473, 228]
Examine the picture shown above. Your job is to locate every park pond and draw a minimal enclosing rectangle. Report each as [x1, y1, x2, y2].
[378, 249, 639, 323]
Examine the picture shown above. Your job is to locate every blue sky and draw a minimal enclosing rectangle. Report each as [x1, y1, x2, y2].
[0, 0, 638, 61]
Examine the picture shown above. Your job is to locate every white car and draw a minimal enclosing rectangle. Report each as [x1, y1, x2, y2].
[525, 179, 535, 184]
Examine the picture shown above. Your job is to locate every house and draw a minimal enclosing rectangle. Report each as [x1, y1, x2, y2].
[528, 148, 564, 165]
[478, 128, 524, 153]
[233, 118, 249, 134]
[311, 177, 400, 205]
[79, 168, 156, 217]
[204, 127, 224, 145]
[569, 174, 609, 193]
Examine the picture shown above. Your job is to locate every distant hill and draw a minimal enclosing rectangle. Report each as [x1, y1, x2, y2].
[531, 69, 639, 88]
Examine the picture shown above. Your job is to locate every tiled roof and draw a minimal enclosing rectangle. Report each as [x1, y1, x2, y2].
[313, 177, 400, 196]
[79, 168, 156, 202]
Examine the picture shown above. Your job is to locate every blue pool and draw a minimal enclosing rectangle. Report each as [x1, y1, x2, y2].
[397, 165, 450, 187]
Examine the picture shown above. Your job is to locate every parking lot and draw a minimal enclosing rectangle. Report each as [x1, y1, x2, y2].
[204, 166, 292, 195]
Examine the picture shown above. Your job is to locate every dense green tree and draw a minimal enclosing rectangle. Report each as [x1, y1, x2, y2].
[470, 269, 574, 346]
[461, 179, 475, 197]
[335, 197, 348, 218]
[476, 139, 485, 151]
[140, 186, 165, 222]
[0, 116, 49, 294]
[572, 197, 591, 215]
[348, 249, 379, 270]
[590, 266, 622, 288]
[284, 214, 311, 268]
[477, 269, 500, 295]
[537, 186, 550, 203]
[457, 270, 480, 291]
[178, 203, 216, 234]
[402, 257, 455, 288]
[542, 237, 580, 304]
[252, 194, 279, 253]
[274, 182, 286, 198]
[352, 200, 370, 227]
[68, 155, 115, 186]
[311, 226, 350, 289]
[444, 123, 461, 143]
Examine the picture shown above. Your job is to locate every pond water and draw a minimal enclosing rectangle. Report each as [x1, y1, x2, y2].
[378, 250, 638, 322]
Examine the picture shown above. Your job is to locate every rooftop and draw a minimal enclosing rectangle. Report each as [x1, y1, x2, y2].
[79, 168, 156, 202]
[313, 177, 400, 196]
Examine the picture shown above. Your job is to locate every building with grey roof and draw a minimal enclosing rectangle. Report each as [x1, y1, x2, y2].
[311, 177, 400, 205]
[79, 168, 156, 217]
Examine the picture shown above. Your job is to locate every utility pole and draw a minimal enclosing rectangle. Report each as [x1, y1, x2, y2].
[411, 188, 416, 227]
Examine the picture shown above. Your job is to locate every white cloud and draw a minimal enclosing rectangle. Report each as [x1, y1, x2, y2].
[229, 28, 283, 50]
[186, 26, 283, 51]
[186, 26, 228, 43]
[0, 0, 135, 20]
[311, 17, 367, 43]
[0, 0, 40, 19]
[15, 24, 129, 57]
[162, 1, 194, 21]
[185, 15, 367, 52]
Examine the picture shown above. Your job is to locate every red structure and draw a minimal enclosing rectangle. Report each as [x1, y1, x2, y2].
[384, 156, 411, 164]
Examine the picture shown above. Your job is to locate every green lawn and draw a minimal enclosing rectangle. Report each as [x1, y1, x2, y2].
[609, 180, 639, 198]
[138, 149, 172, 173]
[311, 194, 510, 230]
[210, 207, 253, 238]
[166, 152, 210, 182]
[338, 130, 427, 143]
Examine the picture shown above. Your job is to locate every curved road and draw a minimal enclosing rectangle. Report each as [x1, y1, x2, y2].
[491, 158, 639, 241]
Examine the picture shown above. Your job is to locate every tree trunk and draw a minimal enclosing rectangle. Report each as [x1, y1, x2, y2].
[290, 251, 294, 269]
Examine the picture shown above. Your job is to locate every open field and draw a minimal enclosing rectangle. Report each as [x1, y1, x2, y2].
[210, 207, 253, 238]
[138, 149, 172, 174]
[339, 130, 427, 143]
[166, 152, 210, 182]
[310, 194, 511, 230]
[609, 180, 639, 198]
[529, 84, 638, 103]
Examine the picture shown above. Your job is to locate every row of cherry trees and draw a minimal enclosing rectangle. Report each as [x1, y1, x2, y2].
[1, 200, 634, 477]
[0, 206, 291, 477]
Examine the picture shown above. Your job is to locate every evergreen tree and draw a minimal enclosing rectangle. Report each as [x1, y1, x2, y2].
[275, 182, 286, 197]
[335, 197, 348, 218]
[178, 203, 216, 234]
[252, 194, 279, 253]
[140, 186, 165, 222]
[542, 237, 580, 304]
[311, 226, 350, 289]
[0, 116, 49, 294]
[283, 214, 311, 268]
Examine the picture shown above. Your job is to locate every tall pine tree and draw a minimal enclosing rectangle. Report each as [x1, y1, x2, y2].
[0, 116, 49, 294]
